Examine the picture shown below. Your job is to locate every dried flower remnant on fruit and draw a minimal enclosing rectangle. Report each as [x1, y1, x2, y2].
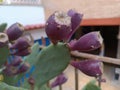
[0, 33, 9, 47]
[54, 11, 71, 26]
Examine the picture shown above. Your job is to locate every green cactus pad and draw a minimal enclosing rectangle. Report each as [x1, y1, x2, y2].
[0, 45, 9, 67]
[33, 42, 71, 87]
[0, 82, 28, 90]
[0, 23, 7, 32]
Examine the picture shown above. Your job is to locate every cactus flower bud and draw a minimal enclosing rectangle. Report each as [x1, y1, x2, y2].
[11, 47, 31, 56]
[50, 73, 67, 88]
[10, 37, 31, 51]
[70, 60, 103, 77]
[67, 9, 83, 41]
[68, 31, 103, 52]
[5, 23, 24, 41]
[17, 62, 30, 74]
[45, 11, 72, 44]
[0, 33, 9, 47]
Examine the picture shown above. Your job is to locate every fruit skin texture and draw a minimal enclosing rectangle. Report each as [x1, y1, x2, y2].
[10, 37, 31, 51]
[70, 60, 103, 77]
[5, 23, 24, 41]
[68, 31, 103, 52]
[45, 11, 72, 44]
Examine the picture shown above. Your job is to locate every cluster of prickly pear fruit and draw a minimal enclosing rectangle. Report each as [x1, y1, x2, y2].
[0, 22, 31, 77]
[45, 9, 105, 88]
[0, 9, 105, 90]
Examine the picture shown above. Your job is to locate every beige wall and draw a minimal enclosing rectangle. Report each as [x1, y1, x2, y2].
[42, 0, 120, 19]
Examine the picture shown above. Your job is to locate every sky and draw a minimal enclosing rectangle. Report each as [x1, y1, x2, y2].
[0, 5, 45, 27]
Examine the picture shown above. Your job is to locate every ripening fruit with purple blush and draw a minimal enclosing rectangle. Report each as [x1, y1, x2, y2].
[45, 11, 72, 44]
[0, 33, 9, 47]
[11, 47, 31, 56]
[70, 60, 103, 77]
[68, 31, 103, 52]
[10, 56, 23, 66]
[17, 62, 30, 74]
[50, 73, 68, 88]
[67, 9, 83, 41]
[10, 37, 31, 51]
[5, 22, 24, 41]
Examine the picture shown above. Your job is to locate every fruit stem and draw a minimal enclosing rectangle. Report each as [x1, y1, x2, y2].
[98, 75, 102, 88]
[30, 84, 34, 90]
[59, 85, 62, 90]
[75, 67, 79, 90]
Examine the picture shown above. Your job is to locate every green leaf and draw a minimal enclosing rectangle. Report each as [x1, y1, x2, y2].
[0, 45, 9, 67]
[82, 80, 101, 90]
[0, 23, 7, 32]
[33, 43, 71, 87]
[0, 82, 28, 90]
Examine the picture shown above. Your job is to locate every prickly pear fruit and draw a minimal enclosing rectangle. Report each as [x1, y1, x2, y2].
[5, 23, 24, 41]
[68, 32, 103, 52]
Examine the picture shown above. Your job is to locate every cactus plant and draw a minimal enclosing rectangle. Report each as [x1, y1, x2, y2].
[0, 9, 104, 90]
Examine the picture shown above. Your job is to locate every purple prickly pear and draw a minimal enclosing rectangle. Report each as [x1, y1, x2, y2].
[11, 56, 23, 66]
[68, 31, 103, 52]
[45, 11, 72, 44]
[10, 37, 31, 51]
[70, 60, 103, 77]
[17, 62, 30, 74]
[67, 9, 83, 41]
[0, 33, 9, 47]
[3, 64, 18, 76]
[11, 47, 31, 56]
[5, 23, 24, 41]
[50, 73, 68, 88]
[45, 9, 83, 44]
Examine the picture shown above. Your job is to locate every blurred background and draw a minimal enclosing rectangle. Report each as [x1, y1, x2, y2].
[0, 0, 120, 90]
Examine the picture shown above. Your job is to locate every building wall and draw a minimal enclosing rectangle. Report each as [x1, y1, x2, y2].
[42, 0, 120, 19]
